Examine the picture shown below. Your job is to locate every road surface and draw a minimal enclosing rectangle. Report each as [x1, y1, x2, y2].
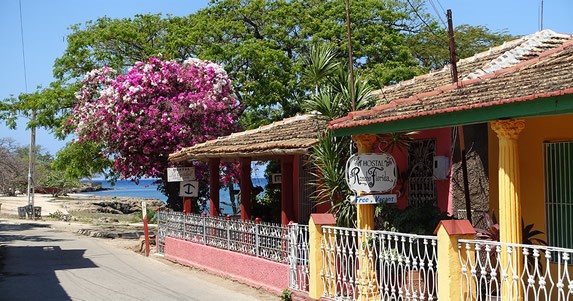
[0, 219, 277, 301]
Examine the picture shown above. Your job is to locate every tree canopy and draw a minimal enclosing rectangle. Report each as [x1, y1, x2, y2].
[0, 0, 514, 186]
[68, 57, 238, 180]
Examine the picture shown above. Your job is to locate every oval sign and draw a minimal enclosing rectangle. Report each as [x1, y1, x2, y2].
[346, 153, 397, 193]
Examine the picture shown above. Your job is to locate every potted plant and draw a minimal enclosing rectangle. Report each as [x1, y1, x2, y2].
[475, 213, 547, 299]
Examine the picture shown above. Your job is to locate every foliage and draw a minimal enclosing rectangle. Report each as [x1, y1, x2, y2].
[39, 169, 81, 197]
[304, 43, 376, 227]
[68, 57, 238, 208]
[253, 160, 281, 223]
[0, 138, 64, 196]
[280, 288, 292, 301]
[406, 24, 514, 71]
[376, 203, 452, 235]
[476, 213, 548, 246]
[309, 131, 355, 227]
[52, 140, 112, 180]
[1, 0, 513, 136]
[0, 138, 28, 195]
[522, 218, 548, 246]
[48, 210, 67, 220]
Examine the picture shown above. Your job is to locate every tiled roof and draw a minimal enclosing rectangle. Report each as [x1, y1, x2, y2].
[376, 30, 573, 102]
[170, 113, 328, 162]
[329, 30, 573, 131]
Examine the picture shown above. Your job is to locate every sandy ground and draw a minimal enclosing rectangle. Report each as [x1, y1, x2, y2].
[0, 193, 66, 217]
[0, 193, 152, 250]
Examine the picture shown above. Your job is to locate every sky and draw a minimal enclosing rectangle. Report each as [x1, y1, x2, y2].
[1, 0, 572, 156]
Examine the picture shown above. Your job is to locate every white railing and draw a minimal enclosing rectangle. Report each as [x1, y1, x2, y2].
[156, 210, 292, 263]
[289, 224, 310, 292]
[321, 226, 438, 300]
[458, 239, 573, 300]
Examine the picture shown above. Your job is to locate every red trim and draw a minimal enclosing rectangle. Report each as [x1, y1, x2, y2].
[239, 158, 252, 221]
[281, 155, 295, 225]
[330, 88, 573, 130]
[183, 197, 192, 214]
[209, 158, 221, 217]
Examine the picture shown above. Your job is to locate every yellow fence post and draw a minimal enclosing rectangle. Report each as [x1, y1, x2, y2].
[436, 220, 476, 300]
[351, 134, 379, 301]
[308, 213, 336, 300]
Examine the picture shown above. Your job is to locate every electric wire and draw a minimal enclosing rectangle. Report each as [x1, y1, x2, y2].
[428, 0, 447, 27]
[405, 0, 448, 43]
[18, 0, 28, 92]
[434, 0, 447, 16]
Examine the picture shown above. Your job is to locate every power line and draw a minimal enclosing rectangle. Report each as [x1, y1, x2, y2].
[428, 0, 447, 27]
[18, 0, 28, 92]
[405, 0, 448, 43]
[434, 0, 447, 17]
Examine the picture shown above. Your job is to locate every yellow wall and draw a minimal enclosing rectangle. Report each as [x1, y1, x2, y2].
[489, 114, 573, 240]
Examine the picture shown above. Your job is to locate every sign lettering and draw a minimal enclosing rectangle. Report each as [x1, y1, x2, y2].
[167, 167, 196, 182]
[349, 194, 397, 205]
[346, 153, 397, 193]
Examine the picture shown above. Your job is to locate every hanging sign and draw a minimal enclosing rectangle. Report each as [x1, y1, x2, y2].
[271, 173, 282, 184]
[349, 194, 397, 205]
[346, 153, 397, 193]
[179, 181, 199, 197]
[167, 167, 195, 182]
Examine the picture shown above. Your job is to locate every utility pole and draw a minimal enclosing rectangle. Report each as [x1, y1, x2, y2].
[447, 9, 472, 224]
[27, 110, 36, 219]
[20, 0, 36, 219]
[344, 0, 356, 111]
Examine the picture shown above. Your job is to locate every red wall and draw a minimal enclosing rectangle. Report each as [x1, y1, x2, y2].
[164, 237, 288, 295]
[377, 128, 452, 213]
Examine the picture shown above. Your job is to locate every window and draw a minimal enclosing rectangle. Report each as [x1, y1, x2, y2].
[544, 141, 573, 249]
[408, 139, 436, 207]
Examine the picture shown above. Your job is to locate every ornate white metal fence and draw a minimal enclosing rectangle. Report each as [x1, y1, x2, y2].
[289, 223, 310, 292]
[458, 239, 573, 300]
[321, 226, 438, 300]
[156, 210, 292, 263]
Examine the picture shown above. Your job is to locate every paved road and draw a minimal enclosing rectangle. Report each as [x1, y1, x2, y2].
[0, 219, 277, 301]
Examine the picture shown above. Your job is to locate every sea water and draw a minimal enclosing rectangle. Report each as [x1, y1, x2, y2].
[84, 178, 268, 215]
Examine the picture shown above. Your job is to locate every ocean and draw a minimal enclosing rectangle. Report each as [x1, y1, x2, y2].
[84, 178, 268, 215]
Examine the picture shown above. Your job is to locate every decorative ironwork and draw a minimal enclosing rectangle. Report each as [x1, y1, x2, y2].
[459, 239, 573, 300]
[156, 211, 295, 263]
[408, 139, 436, 207]
[321, 226, 438, 300]
[289, 224, 310, 292]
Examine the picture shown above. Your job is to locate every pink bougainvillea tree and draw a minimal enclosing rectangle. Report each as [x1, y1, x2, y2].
[70, 57, 239, 208]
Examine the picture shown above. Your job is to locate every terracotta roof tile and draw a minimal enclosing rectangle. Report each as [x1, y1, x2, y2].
[329, 30, 573, 131]
[170, 113, 328, 162]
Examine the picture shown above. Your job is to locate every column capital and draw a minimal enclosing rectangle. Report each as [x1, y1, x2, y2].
[491, 119, 525, 140]
[352, 134, 377, 153]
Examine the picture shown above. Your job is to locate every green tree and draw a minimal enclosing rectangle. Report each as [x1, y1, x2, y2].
[407, 24, 513, 71]
[0, 0, 514, 183]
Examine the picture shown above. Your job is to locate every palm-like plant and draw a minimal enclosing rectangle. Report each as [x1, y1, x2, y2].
[303, 43, 376, 227]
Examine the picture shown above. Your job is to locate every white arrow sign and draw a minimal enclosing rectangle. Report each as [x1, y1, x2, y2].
[179, 181, 199, 197]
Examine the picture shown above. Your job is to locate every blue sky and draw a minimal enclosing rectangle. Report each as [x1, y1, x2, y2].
[1, 0, 572, 155]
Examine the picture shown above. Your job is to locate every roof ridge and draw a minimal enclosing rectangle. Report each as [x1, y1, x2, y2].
[176, 113, 323, 150]
[368, 41, 573, 114]
[377, 30, 573, 95]
[464, 29, 573, 80]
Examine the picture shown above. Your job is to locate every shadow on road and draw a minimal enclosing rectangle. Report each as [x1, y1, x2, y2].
[0, 221, 97, 300]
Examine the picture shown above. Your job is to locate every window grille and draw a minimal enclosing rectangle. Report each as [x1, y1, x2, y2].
[544, 141, 573, 249]
[408, 139, 436, 207]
